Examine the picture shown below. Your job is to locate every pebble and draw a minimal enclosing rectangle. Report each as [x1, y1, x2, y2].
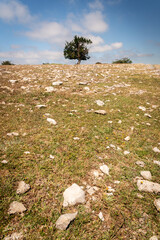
[4, 232, 23, 240]
[73, 137, 80, 140]
[153, 160, 160, 166]
[63, 183, 85, 207]
[95, 100, 105, 106]
[138, 106, 146, 111]
[1, 160, 8, 164]
[52, 81, 63, 86]
[153, 147, 160, 153]
[7, 132, 19, 136]
[56, 212, 78, 230]
[144, 113, 152, 118]
[149, 236, 159, 240]
[45, 86, 55, 92]
[95, 110, 106, 115]
[50, 155, 55, 159]
[136, 161, 145, 167]
[100, 164, 109, 175]
[140, 171, 152, 180]
[36, 105, 46, 109]
[16, 181, 30, 194]
[124, 150, 130, 155]
[137, 193, 144, 199]
[154, 198, 160, 211]
[47, 118, 57, 125]
[8, 201, 26, 214]
[124, 136, 130, 141]
[137, 180, 160, 193]
[98, 212, 104, 221]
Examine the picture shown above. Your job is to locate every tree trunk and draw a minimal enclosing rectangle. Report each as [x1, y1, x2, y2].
[77, 59, 81, 64]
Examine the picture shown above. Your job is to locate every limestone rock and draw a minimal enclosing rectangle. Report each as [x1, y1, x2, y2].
[56, 212, 78, 230]
[153, 160, 160, 166]
[140, 171, 152, 180]
[36, 105, 46, 109]
[98, 212, 104, 221]
[16, 181, 30, 194]
[8, 201, 26, 214]
[47, 118, 57, 125]
[1, 160, 8, 164]
[79, 82, 88, 85]
[45, 86, 56, 92]
[95, 110, 106, 115]
[52, 81, 63, 86]
[7, 132, 19, 137]
[63, 183, 85, 207]
[124, 150, 130, 155]
[4, 232, 23, 240]
[153, 147, 160, 153]
[154, 198, 160, 211]
[124, 136, 130, 141]
[95, 100, 104, 106]
[137, 180, 160, 193]
[136, 161, 145, 167]
[149, 236, 158, 240]
[138, 106, 146, 111]
[100, 164, 109, 175]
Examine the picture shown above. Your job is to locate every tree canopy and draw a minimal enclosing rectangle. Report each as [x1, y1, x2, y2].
[112, 58, 132, 64]
[64, 35, 92, 64]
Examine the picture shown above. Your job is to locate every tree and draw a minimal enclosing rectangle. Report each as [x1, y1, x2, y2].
[1, 60, 14, 65]
[64, 35, 92, 64]
[112, 57, 132, 64]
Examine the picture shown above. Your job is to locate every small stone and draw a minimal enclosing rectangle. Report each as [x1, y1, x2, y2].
[153, 160, 160, 166]
[140, 171, 152, 180]
[100, 164, 109, 175]
[84, 87, 90, 91]
[1, 160, 8, 164]
[144, 113, 152, 118]
[154, 198, 160, 211]
[118, 120, 122, 124]
[36, 105, 46, 109]
[4, 232, 23, 240]
[45, 86, 55, 92]
[95, 110, 106, 115]
[95, 100, 105, 106]
[50, 155, 55, 159]
[98, 211, 104, 221]
[47, 118, 57, 125]
[52, 81, 63, 86]
[56, 212, 78, 230]
[92, 170, 100, 178]
[149, 236, 158, 240]
[137, 193, 144, 199]
[24, 151, 30, 154]
[79, 82, 88, 85]
[124, 150, 130, 155]
[8, 80, 17, 84]
[138, 106, 146, 111]
[7, 132, 19, 136]
[8, 201, 26, 214]
[73, 137, 80, 140]
[137, 180, 160, 193]
[114, 180, 120, 184]
[153, 147, 160, 153]
[124, 136, 130, 141]
[136, 161, 145, 167]
[16, 181, 30, 194]
[63, 183, 85, 207]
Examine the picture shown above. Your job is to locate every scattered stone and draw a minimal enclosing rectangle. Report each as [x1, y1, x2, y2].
[87, 186, 99, 195]
[92, 170, 100, 178]
[114, 180, 120, 184]
[108, 121, 112, 124]
[4, 232, 23, 240]
[8, 201, 26, 214]
[124, 136, 130, 141]
[50, 155, 55, 159]
[79, 82, 88, 85]
[137, 193, 144, 199]
[98, 212, 104, 221]
[45, 86, 55, 92]
[154, 198, 160, 211]
[1, 160, 8, 164]
[95, 110, 106, 115]
[100, 164, 109, 175]
[7, 132, 19, 136]
[73, 137, 80, 140]
[118, 120, 122, 124]
[63, 183, 85, 207]
[136, 161, 145, 167]
[149, 236, 159, 240]
[144, 113, 152, 118]
[16, 181, 30, 194]
[153, 160, 160, 166]
[36, 105, 46, 109]
[138, 106, 146, 111]
[107, 186, 115, 192]
[137, 180, 160, 193]
[140, 171, 152, 180]
[8, 80, 17, 84]
[84, 87, 90, 91]
[24, 151, 30, 154]
[124, 150, 130, 155]
[95, 100, 105, 106]
[56, 212, 78, 230]
[52, 81, 63, 86]
[153, 147, 160, 153]
[47, 118, 57, 125]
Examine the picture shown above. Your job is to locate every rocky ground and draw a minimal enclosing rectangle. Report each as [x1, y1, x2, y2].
[0, 63, 160, 239]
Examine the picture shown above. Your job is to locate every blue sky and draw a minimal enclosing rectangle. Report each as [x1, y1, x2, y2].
[0, 0, 160, 64]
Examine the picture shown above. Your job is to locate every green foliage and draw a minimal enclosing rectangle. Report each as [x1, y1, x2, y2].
[1, 60, 14, 65]
[64, 35, 92, 64]
[112, 57, 132, 64]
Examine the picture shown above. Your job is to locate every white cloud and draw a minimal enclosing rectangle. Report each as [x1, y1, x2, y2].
[0, 0, 34, 23]
[0, 50, 63, 64]
[25, 22, 71, 44]
[87, 35, 104, 45]
[83, 11, 108, 33]
[89, 0, 104, 10]
[91, 42, 123, 52]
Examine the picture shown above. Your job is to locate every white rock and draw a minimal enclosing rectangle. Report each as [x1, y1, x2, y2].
[100, 164, 109, 175]
[144, 113, 152, 118]
[8, 80, 17, 84]
[84, 87, 90, 91]
[1, 160, 8, 164]
[52, 81, 63, 86]
[136, 161, 145, 167]
[56, 212, 78, 230]
[114, 180, 120, 184]
[4, 232, 23, 240]
[140, 171, 152, 180]
[92, 170, 99, 178]
[110, 144, 115, 148]
[118, 120, 122, 124]
[124, 136, 130, 141]
[36, 105, 46, 109]
[153, 147, 160, 153]
[50, 155, 55, 159]
[24, 151, 30, 154]
[138, 106, 146, 111]
[73, 137, 80, 140]
[154, 198, 160, 211]
[8, 201, 26, 214]
[106, 193, 113, 196]
[45, 86, 55, 92]
[63, 183, 85, 207]
[7, 132, 19, 136]
[153, 160, 160, 166]
[124, 150, 130, 155]
[149, 236, 158, 240]
[87, 186, 99, 195]
[108, 121, 112, 124]
[137, 193, 144, 199]
[95, 100, 105, 106]
[137, 180, 160, 193]
[79, 82, 88, 85]
[98, 212, 104, 221]
[95, 110, 106, 115]
[16, 181, 30, 194]
[47, 118, 57, 125]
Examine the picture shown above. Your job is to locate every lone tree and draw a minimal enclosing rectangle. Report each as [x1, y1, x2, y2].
[64, 35, 92, 64]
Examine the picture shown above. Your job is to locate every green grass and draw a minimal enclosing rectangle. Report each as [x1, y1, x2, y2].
[0, 63, 160, 239]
